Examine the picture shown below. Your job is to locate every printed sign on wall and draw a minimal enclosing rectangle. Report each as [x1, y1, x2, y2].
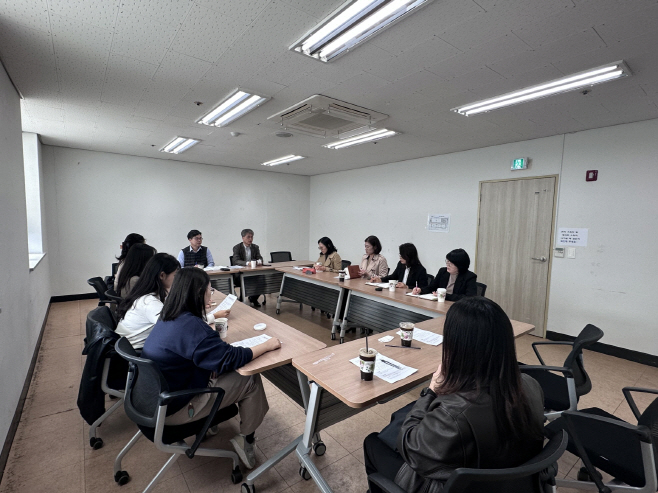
[428, 214, 450, 233]
[557, 228, 588, 246]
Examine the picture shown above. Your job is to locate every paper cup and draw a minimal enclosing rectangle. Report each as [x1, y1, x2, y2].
[250, 260, 257, 268]
[359, 348, 377, 381]
[215, 318, 228, 338]
[437, 288, 447, 302]
[388, 280, 396, 291]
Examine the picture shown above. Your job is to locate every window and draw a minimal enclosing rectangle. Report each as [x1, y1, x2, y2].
[22, 132, 45, 269]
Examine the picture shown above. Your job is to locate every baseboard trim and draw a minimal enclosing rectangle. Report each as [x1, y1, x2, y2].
[0, 304, 51, 484]
[50, 293, 98, 303]
[546, 330, 658, 368]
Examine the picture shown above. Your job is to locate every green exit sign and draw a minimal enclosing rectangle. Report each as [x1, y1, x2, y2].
[511, 157, 528, 170]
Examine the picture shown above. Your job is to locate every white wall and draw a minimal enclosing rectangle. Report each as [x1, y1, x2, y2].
[0, 65, 51, 449]
[309, 119, 658, 356]
[42, 147, 311, 296]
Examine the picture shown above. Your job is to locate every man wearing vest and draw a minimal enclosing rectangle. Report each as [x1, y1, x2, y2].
[232, 229, 263, 307]
[177, 230, 215, 268]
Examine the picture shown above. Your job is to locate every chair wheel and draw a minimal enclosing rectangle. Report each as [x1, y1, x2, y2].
[299, 303, 303, 310]
[331, 333, 336, 340]
[241, 483, 256, 493]
[299, 466, 311, 481]
[262, 299, 266, 305]
[313, 441, 326, 456]
[326, 313, 331, 319]
[577, 466, 600, 482]
[276, 309, 280, 314]
[231, 466, 243, 484]
[311, 307, 316, 311]
[340, 337, 344, 344]
[114, 470, 130, 485]
[90, 437, 103, 449]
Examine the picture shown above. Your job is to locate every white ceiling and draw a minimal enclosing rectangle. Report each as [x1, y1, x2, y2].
[2, 0, 658, 175]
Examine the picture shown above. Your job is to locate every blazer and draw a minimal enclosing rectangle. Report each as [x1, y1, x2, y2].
[395, 374, 545, 493]
[420, 267, 477, 301]
[316, 251, 342, 272]
[232, 242, 263, 266]
[359, 253, 389, 279]
[381, 262, 428, 289]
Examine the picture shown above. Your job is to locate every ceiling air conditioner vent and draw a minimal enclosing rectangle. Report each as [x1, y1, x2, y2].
[267, 95, 389, 138]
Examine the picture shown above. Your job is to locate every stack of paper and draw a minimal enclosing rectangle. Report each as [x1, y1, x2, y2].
[231, 334, 271, 349]
[204, 266, 229, 271]
[405, 293, 438, 301]
[210, 294, 237, 314]
[349, 354, 417, 383]
[365, 282, 390, 288]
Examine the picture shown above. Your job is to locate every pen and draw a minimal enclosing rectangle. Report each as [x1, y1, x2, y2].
[381, 359, 403, 370]
[385, 345, 421, 350]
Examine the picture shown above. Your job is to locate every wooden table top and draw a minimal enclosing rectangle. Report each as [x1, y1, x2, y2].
[207, 260, 314, 276]
[211, 290, 326, 376]
[292, 319, 534, 409]
[277, 267, 453, 315]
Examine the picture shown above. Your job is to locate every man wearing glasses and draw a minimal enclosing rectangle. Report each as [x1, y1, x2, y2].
[178, 229, 215, 268]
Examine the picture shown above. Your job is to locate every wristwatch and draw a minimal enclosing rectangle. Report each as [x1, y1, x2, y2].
[420, 387, 436, 398]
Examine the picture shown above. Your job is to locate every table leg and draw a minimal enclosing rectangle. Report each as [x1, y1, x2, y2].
[330, 287, 345, 341]
[338, 292, 354, 344]
[276, 275, 285, 314]
[240, 273, 246, 303]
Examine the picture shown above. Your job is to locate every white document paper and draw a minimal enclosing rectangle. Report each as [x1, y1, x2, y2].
[365, 282, 389, 288]
[293, 266, 305, 270]
[405, 293, 438, 301]
[231, 334, 271, 349]
[210, 294, 237, 314]
[229, 265, 245, 269]
[204, 265, 228, 271]
[411, 327, 443, 346]
[378, 335, 394, 343]
[349, 354, 417, 384]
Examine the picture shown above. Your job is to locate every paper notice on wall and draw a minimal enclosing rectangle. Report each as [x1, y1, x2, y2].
[428, 214, 450, 233]
[557, 228, 588, 246]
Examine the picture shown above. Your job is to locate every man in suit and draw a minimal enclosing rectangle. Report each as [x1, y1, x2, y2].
[232, 229, 264, 307]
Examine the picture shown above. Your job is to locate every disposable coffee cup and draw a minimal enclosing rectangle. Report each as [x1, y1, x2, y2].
[388, 280, 396, 291]
[437, 288, 447, 302]
[215, 318, 228, 338]
[250, 260, 257, 268]
[338, 272, 345, 282]
[359, 348, 377, 381]
[399, 322, 414, 347]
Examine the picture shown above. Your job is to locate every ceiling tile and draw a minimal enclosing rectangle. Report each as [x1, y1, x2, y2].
[534, 28, 607, 64]
[0, 0, 50, 32]
[119, 0, 194, 26]
[254, 51, 316, 86]
[50, 13, 113, 63]
[594, 3, 658, 44]
[3, 56, 59, 101]
[113, 12, 179, 64]
[152, 51, 212, 86]
[195, 0, 270, 25]
[0, 22, 55, 67]
[23, 101, 64, 121]
[48, 0, 120, 29]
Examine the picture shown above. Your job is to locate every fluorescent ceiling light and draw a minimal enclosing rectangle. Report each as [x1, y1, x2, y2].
[291, 0, 434, 62]
[261, 155, 305, 166]
[198, 89, 270, 126]
[452, 61, 631, 116]
[324, 128, 398, 149]
[160, 137, 200, 154]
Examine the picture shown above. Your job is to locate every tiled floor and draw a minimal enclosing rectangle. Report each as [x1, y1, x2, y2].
[1, 296, 656, 493]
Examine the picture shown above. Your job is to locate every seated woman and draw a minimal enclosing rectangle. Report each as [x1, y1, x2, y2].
[372, 243, 427, 290]
[315, 237, 342, 272]
[115, 243, 156, 298]
[359, 235, 388, 280]
[363, 297, 545, 493]
[141, 267, 280, 469]
[412, 248, 477, 301]
[114, 233, 145, 279]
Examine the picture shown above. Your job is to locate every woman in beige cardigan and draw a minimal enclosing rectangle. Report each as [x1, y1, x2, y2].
[315, 237, 342, 272]
[359, 235, 389, 280]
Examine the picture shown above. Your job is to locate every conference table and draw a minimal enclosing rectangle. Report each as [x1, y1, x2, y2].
[275, 267, 453, 342]
[207, 260, 314, 301]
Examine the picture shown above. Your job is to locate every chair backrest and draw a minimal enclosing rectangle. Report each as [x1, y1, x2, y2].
[341, 260, 351, 270]
[105, 289, 123, 304]
[476, 282, 487, 297]
[443, 430, 568, 493]
[563, 324, 604, 396]
[427, 274, 435, 285]
[86, 306, 117, 342]
[270, 251, 293, 263]
[115, 337, 170, 428]
[638, 396, 658, 475]
[111, 262, 119, 276]
[87, 277, 109, 299]
[229, 255, 235, 266]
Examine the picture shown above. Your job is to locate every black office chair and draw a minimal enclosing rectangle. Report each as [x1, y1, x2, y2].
[368, 429, 568, 493]
[270, 251, 293, 263]
[87, 277, 114, 306]
[520, 324, 604, 419]
[546, 389, 658, 493]
[105, 289, 123, 304]
[111, 262, 119, 276]
[427, 274, 435, 285]
[341, 260, 351, 270]
[82, 306, 126, 449]
[229, 255, 235, 266]
[476, 282, 487, 297]
[113, 337, 243, 488]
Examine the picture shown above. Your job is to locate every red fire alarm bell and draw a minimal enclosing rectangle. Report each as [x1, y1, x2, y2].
[586, 170, 598, 182]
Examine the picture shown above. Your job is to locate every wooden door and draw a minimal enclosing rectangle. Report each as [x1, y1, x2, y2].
[476, 176, 556, 336]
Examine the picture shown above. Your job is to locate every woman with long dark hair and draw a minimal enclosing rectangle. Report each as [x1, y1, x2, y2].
[363, 297, 545, 493]
[412, 248, 477, 301]
[141, 267, 280, 470]
[115, 243, 156, 297]
[372, 243, 427, 289]
[115, 233, 145, 278]
[315, 236, 342, 272]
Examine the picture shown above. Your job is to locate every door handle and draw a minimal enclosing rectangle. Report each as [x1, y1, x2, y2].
[531, 256, 547, 262]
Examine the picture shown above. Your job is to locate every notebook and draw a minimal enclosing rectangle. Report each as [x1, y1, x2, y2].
[346, 265, 361, 279]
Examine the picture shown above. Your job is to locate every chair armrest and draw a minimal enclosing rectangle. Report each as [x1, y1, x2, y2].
[159, 386, 225, 406]
[531, 341, 573, 366]
[367, 473, 407, 493]
[622, 387, 658, 422]
[519, 365, 574, 378]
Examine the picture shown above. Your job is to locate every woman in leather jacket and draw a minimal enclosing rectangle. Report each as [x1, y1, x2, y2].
[364, 297, 545, 493]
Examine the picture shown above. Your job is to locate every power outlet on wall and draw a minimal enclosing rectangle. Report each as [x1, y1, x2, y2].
[554, 247, 564, 258]
[567, 247, 576, 259]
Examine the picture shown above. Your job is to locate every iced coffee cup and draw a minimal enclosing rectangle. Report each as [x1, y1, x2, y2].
[437, 288, 447, 302]
[399, 322, 414, 347]
[338, 272, 345, 282]
[359, 348, 377, 381]
[215, 318, 228, 339]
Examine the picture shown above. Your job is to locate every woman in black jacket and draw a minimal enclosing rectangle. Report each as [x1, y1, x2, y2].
[412, 248, 477, 301]
[372, 243, 427, 290]
[363, 297, 545, 493]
